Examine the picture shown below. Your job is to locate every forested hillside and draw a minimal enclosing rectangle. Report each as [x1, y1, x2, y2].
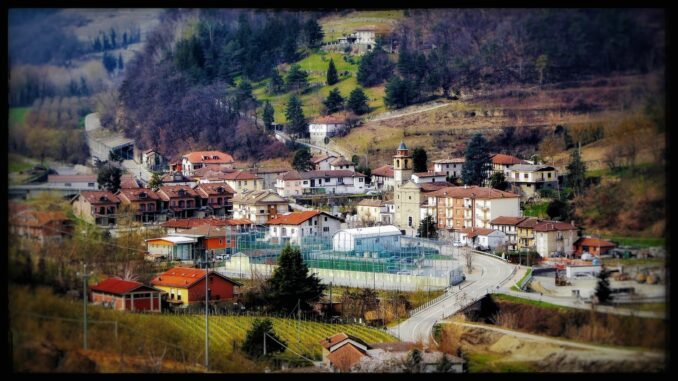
[118, 9, 332, 160]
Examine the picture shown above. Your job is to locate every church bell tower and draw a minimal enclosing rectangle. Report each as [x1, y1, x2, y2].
[393, 141, 413, 188]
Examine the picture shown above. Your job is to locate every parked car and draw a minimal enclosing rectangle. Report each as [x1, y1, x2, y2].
[215, 254, 229, 261]
[452, 241, 463, 247]
[366, 190, 381, 196]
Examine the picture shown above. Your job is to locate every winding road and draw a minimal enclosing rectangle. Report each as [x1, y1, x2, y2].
[390, 250, 516, 344]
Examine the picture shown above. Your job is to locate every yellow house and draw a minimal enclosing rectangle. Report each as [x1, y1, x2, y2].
[516, 217, 541, 252]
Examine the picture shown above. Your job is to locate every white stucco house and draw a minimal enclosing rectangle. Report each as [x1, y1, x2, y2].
[266, 210, 343, 245]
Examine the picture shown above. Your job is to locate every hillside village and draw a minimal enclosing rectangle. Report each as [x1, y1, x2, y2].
[8, 8, 666, 374]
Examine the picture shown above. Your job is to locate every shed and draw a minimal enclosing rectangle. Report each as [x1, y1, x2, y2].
[332, 225, 402, 253]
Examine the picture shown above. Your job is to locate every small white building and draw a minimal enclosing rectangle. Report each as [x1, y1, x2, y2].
[411, 171, 447, 184]
[329, 157, 355, 172]
[266, 210, 343, 245]
[308, 115, 346, 145]
[457, 228, 507, 250]
[356, 199, 383, 225]
[332, 225, 402, 253]
[47, 175, 98, 190]
[433, 158, 465, 179]
[312, 154, 339, 171]
[380, 201, 395, 225]
[566, 264, 602, 279]
[371, 165, 394, 192]
[275, 170, 304, 197]
[300, 170, 366, 195]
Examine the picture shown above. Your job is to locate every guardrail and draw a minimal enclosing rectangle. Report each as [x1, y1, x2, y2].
[408, 292, 450, 317]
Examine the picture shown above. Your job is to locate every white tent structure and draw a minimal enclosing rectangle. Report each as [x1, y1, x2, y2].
[332, 225, 402, 253]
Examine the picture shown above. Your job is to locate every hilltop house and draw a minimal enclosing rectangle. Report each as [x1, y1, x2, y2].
[156, 185, 200, 219]
[433, 158, 465, 179]
[329, 157, 355, 172]
[266, 210, 343, 245]
[309, 115, 346, 145]
[371, 165, 394, 192]
[505, 164, 559, 199]
[231, 190, 290, 224]
[151, 267, 241, 307]
[71, 190, 121, 226]
[178, 150, 235, 176]
[490, 153, 528, 175]
[573, 237, 617, 257]
[90, 277, 164, 312]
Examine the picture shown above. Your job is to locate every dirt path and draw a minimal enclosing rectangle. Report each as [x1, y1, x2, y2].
[367, 101, 452, 123]
[447, 321, 664, 360]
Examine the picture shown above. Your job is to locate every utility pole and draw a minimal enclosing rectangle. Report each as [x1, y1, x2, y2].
[204, 260, 210, 371]
[77, 262, 92, 351]
[263, 331, 267, 356]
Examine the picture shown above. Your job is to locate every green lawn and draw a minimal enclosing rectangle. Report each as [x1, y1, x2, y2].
[252, 51, 385, 124]
[522, 202, 549, 218]
[8, 153, 35, 173]
[601, 235, 665, 248]
[492, 293, 568, 311]
[466, 352, 535, 373]
[9, 107, 30, 127]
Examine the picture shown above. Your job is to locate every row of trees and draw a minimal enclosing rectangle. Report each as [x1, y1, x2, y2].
[91, 26, 142, 52]
[323, 87, 370, 115]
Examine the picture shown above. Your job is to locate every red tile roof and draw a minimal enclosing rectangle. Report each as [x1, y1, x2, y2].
[78, 191, 121, 204]
[157, 185, 199, 200]
[413, 171, 446, 177]
[277, 170, 302, 181]
[310, 115, 346, 124]
[182, 151, 234, 164]
[120, 175, 140, 189]
[311, 154, 337, 164]
[371, 165, 394, 177]
[161, 218, 253, 229]
[516, 217, 541, 228]
[330, 157, 353, 167]
[459, 227, 497, 238]
[151, 267, 241, 288]
[47, 175, 97, 183]
[175, 225, 230, 238]
[533, 221, 577, 232]
[319, 333, 368, 350]
[194, 183, 235, 198]
[428, 186, 520, 199]
[574, 237, 616, 248]
[419, 182, 455, 193]
[221, 171, 262, 181]
[491, 153, 527, 165]
[160, 173, 192, 183]
[191, 166, 236, 178]
[267, 210, 322, 225]
[490, 216, 530, 226]
[117, 188, 159, 202]
[327, 343, 367, 372]
[90, 277, 160, 296]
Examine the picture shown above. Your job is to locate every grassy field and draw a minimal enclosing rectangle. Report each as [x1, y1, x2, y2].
[252, 51, 386, 123]
[10, 286, 396, 371]
[319, 10, 405, 43]
[492, 293, 569, 311]
[9, 107, 30, 126]
[600, 235, 665, 248]
[522, 202, 549, 218]
[8, 153, 35, 173]
[466, 352, 535, 373]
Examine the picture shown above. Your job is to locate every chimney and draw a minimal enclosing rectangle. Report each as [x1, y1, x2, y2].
[571, 220, 575, 227]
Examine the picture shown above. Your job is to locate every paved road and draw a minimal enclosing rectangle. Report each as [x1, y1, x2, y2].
[368, 101, 452, 123]
[389, 250, 516, 344]
[275, 131, 344, 159]
[445, 321, 664, 360]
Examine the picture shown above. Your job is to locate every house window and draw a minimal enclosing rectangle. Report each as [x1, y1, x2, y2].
[523, 173, 528, 179]
[177, 294, 182, 301]
[88, 183, 95, 187]
[65, 183, 71, 187]
[260, 209, 265, 214]
[408, 216, 412, 226]
[514, 173, 519, 180]
[273, 227, 277, 233]
[323, 227, 329, 232]
[308, 220, 313, 226]
[359, 178, 363, 182]
[548, 173, 552, 178]
[291, 228, 295, 234]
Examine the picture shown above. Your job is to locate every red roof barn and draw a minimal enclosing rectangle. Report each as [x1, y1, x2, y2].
[90, 277, 164, 312]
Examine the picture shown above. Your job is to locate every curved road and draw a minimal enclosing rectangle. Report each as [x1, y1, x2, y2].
[390, 251, 516, 344]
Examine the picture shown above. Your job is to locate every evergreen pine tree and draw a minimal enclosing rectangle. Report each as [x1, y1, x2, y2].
[97, 165, 122, 193]
[148, 172, 163, 190]
[292, 148, 313, 172]
[241, 318, 286, 358]
[347, 87, 369, 115]
[326, 58, 339, 85]
[122, 31, 128, 49]
[93, 36, 102, 52]
[285, 95, 307, 137]
[266, 244, 325, 312]
[268, 68, 285, 94]
[566, 144, 587, 197]
[285, 64, 309, 93]
[110, 28, 117, 48]
[462, 133, 491, 186]
[412, 147, 428, 173]
[79, 77, 89, 96]
[489, 172, 509, 190]
[117, 53, 124, 71]
[418, 216, 437, 239]
[594, 267, 612, 304]
[322, 88, 345, 114]
[304, 19, 324, 48]
[262, 100, 275, 129]
[283, 36, 298, 62]
[384, 76, 412, 109]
